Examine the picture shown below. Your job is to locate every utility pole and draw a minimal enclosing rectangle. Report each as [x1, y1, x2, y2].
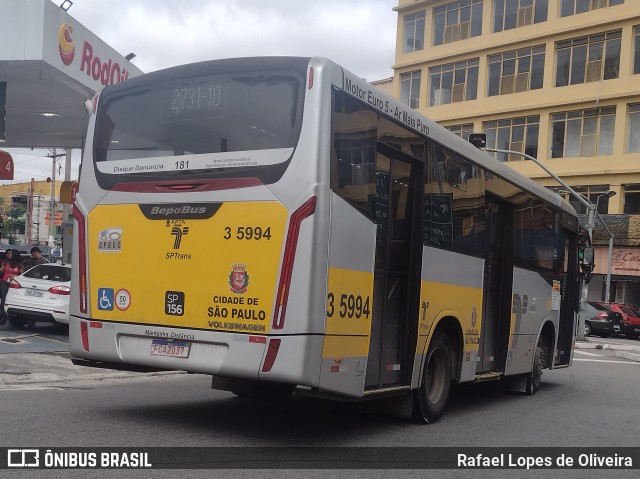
[35, 195, 42, 243]
[594, 208, 615, 302]
[49, 148, 56, 242]
[26, 178, 34, 245]
[62, 148, 72, 264]
[47, 149, 64, 249]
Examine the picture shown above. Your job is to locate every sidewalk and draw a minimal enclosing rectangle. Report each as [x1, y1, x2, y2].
[0, 351, 184, 389]
[575, 337, 640, 362]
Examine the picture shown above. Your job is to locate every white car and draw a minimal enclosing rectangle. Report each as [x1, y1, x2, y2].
[5, 263, 71, 326]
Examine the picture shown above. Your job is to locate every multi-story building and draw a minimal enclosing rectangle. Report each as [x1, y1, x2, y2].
[392, 0, 640, 306]
[0, 181, 65, 247]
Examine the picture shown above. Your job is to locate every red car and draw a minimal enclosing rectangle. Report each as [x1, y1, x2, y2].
[596, 302, 640, 340]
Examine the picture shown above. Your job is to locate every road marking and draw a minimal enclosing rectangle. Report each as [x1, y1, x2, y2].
[0, 334, 38, 341]
[574, 350, 602, 357]
[0, 386, 66, 391]
[574, 358, 640, 364]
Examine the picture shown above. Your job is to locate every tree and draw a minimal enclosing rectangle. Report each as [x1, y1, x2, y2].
[1, 202, 26, 245]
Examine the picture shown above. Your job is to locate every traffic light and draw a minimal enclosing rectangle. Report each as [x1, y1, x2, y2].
[577, 227, 594, 274]
[468, 133, 486, 149]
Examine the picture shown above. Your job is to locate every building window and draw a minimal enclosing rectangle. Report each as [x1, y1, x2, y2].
[433, 0, 483, 46]
[551, 107, 616, 158]
[400, 71, 421, 109]
[624, 185, 640, 214]
[627, 104, 640, 153]
[548, 185, 610, 214]
[493, 0, 548, 32]
[488, 46, 545, 96]
[560, 0, 624, 17]
[445, 124, 475, 140]
[484, 116, 539, 162]
[403, 11, 426, 53]
[556, 30, 621, 86]
[429, 59, 479, 106]
[634, 26, 640, 74]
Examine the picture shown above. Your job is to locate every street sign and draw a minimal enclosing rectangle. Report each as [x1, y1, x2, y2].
[59, 180, 79, 203]
[45, 212, 63, 226]
[0, 150, 14, 180]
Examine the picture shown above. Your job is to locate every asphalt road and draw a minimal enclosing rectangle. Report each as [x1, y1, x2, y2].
[1, 323, 639, 478]
[0, 321, 69, 354]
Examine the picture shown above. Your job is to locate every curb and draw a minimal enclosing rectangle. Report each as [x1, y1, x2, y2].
[614, 351, 640, 362]
[575, 339, 640, 362]
[575, 341, 640, 352]
[0, 352, 187, 387]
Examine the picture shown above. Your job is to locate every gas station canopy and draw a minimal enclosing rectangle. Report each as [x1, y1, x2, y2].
[0, 0, 143, 149]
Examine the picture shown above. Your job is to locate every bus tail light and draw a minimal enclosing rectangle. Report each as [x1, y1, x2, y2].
[261, 338, 281, 373]
[272, 196, 317, 330]
[73, 204, 88, 313]
[308, 67, 314, 90]
[80, 321, 90, 352]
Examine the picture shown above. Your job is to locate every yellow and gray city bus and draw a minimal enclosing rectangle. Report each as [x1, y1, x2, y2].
[69, 57, 580, 422]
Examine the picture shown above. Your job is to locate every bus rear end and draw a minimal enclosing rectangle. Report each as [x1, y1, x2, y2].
[69, 57, 329, 392]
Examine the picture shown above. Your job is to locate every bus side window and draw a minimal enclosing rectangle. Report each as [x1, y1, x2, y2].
[424, 143, 485, 257]
[331, 94, 378, 216]
[514, 200, 562, 273]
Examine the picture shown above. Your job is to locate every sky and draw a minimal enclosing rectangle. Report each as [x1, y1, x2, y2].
[3, 0, 399, 186]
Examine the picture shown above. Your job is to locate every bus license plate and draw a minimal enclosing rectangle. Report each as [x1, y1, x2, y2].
[150, 340, 190, 358]
[25, 290, 44, 297]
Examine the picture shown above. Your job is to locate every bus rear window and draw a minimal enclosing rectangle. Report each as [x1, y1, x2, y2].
[93, 69, 304, 187]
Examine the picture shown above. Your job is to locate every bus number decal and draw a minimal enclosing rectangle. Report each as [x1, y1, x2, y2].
[223, 226, 272, 240]
[326, 293, 370, 319]
[174, 160, 190, 170]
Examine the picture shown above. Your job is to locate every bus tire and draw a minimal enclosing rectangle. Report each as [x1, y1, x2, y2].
[525, 346, 543, 395]
[412, 330, 452, 424]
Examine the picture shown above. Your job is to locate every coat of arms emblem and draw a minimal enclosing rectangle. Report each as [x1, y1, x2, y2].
[229, 263, 249, 294]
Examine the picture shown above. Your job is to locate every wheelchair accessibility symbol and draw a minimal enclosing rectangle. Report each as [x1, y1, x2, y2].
[98, 288, 114, 311]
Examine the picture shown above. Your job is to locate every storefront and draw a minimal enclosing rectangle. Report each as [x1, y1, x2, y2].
[588, 246, 640, 307]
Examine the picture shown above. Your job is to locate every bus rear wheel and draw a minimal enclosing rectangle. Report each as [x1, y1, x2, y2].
[525, 346, 543, 395]
[412, 330, 452, 424]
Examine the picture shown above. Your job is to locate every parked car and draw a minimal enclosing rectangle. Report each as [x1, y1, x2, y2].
[603, 302, 640, 340]
[4, 263, 71, 327]
[584, 301, 623, 337]
[625, 307, 640, 340]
